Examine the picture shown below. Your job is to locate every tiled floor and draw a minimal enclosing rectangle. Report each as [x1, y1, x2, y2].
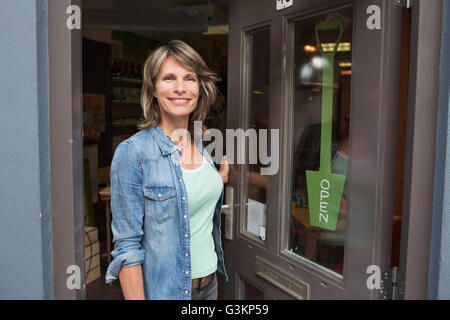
[86, 254, 228, 300]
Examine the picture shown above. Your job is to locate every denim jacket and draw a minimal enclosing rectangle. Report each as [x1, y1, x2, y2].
[105, 124, 228, 300]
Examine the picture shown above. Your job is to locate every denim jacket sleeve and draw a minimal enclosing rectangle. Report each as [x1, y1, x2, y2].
[105, 140, 145, 284]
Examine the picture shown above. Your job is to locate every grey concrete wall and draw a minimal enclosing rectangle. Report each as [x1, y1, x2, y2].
[429, 0, 450, 300]
[0, 0, 53, 299]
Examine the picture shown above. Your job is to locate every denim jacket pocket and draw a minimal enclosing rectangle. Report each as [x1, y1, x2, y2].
[143, 186, 177, 223]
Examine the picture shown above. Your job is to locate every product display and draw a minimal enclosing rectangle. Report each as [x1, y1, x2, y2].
[83, 94, 105, 141]
[110, 59, 143, 152]
[112, 59, 143, 79]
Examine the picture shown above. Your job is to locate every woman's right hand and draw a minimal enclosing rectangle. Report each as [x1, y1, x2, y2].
[219, 156, 229, 184]
[119, 265, 145, 300]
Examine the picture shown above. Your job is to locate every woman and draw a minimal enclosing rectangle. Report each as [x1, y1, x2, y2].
[105, 40, 229, 300]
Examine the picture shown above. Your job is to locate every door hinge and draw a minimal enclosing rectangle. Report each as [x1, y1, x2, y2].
[393, 0, 412, 8]
[380, 267, 399, 300]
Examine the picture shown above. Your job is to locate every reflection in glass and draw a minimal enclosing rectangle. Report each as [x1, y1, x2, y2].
[243, 29, 270, 240]
[288, 7, 353, 275]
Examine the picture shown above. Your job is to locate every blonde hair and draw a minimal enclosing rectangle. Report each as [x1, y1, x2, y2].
[138, 40, 219, 134]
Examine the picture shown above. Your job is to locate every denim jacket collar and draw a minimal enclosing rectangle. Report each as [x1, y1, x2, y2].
[148, 124, 205, 156]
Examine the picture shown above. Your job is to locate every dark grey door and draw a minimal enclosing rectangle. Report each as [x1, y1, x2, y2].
[223, 0, 403, 299]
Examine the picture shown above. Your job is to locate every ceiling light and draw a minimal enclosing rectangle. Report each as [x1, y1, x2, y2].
[321, 42, 351, 52]
[304, 45, 317, 52]
[252, 90, 266, 95]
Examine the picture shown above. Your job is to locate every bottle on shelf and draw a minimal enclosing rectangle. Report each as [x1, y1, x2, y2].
[125, 61, 132, 78]
[111, 60, 118, 77]
[138, 64, 143, 79]
[112, 59, 143, 80]
[119, 60, 126, 78]
[132, 62, 138, 78]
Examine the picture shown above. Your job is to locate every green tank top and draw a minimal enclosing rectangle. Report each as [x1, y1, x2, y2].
[181, 155, 223, 279]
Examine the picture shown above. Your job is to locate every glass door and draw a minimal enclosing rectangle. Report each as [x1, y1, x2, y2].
[223, 0, 403, 299]
[287, 6, 353, 277]
[241, 27, 271, 243]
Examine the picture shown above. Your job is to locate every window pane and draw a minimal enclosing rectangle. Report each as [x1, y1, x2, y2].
[243, 29, 270, 241]
[287, 7, 353, 275]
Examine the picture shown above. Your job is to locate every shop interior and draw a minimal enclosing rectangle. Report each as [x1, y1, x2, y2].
[81, 0, 229, 299]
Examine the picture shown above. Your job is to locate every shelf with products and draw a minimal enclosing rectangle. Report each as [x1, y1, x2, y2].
[110, 119, 139, 124]
[83, 93, 106, 143]
[108, 59, 145, 158]
[111, 59, 143, 81]
[112, 87, 141, 104]
[112, 100, 141, 105]
[108, 110, 141, 135]
[111, 59, 143, 105]
[107, 118, 141, 127]
[108, 119, 140, 142]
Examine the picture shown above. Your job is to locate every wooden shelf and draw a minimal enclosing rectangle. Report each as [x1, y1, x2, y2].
[112, 100, 140, 105]
[107, 122, 139, 127]
[112, 77, 143, 84]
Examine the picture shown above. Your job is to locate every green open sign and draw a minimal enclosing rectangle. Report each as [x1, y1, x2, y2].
[306, 19, 346, 231]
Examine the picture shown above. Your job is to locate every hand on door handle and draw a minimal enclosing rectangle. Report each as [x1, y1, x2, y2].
[221, 186, 234, 240]
[221, 186, 233, 214]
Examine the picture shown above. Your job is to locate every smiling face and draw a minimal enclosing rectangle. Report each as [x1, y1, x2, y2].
[154, 55, 200, 122]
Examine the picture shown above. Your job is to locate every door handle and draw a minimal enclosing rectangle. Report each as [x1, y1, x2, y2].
[221, 186, 233, 240]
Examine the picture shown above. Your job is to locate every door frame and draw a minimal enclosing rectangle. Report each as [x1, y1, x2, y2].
[397, 0, 444, 300]
[46, 0, 443, 299]
[48, 0, 85, 299]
